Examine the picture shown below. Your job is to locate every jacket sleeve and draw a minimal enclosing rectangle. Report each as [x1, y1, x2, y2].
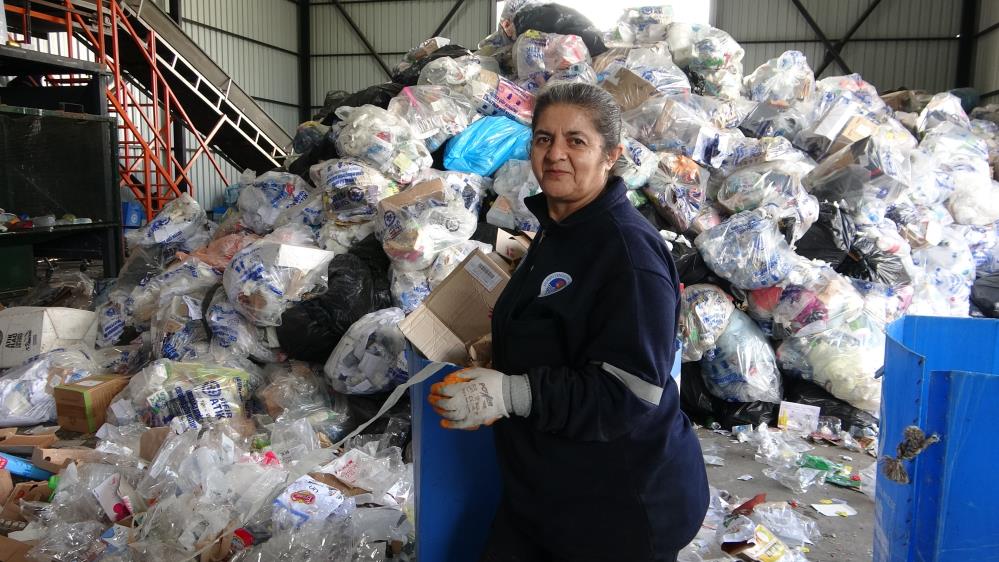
[523, 266, 679, 442]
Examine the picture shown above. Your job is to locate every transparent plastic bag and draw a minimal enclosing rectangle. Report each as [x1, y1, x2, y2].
[108, 360, 260, 428]
[0, 348, 96, 426]
[751, 502, 820, 547]
[513, 30, 590, 82]
[334, 105, 433, 185]
[93, 344, 148, 375]
[743, 50, 814, 105]
[387, 85, 477, 152]
[768, 267, 866, 338]
[489, 159, 542, 231]
[310, 158, 400, 224]
[323, 308, 409, 395]
[624, 44, 690, 97]
[318, 220, 377, 254]
[665, 22, 744, 99]
[223, 232, 335, 326]
[126, 193, 209, 255]
[237, 171, 314, 234]
[613, 6, 671, 45]
[547, 62, 598, 86]
[179, 232, 260, 271]
[274, 189, 326, 230]
[390, 266, 431, 315]
[776, 313, 885, 412]
[916, 92, 971, 135]
[947, 177, 999, 226]
[151, 294, 209, 361]
[377, 177, 480, 271]
[679, 284, 735, 362]
[272, 474, 354, 531]
[643, 152, 709, 233]
[717, 160, 818, 242]
[27, 520, 106, 561]
[694, 209, 796, 290]
[128, 257, 222, 330]
[908, 228, 975, 317]
[614, 136, 660, 189]
[444, 115, 532, 177]
[206, 291, 279, 362]
[700, 309, 782, 404]
[421, 56, 535, 125]
[762, 465, 826, 494]
[949, 222, 999, 276]
[812, 73, 890, 123]
[258, 362, 332, 420]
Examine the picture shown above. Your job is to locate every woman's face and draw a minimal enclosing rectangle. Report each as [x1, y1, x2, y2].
[530, 104, 622, 214]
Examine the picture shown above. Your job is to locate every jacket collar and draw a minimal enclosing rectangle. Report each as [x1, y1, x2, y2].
[524, 176, 628, 230]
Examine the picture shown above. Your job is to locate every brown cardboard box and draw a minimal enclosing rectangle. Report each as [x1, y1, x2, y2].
[600, 67, 658, 112]
[400, 249, 512, 365]
[828, 115, 878, 155]
[139, 427, 173, 462]
[494, 228, 534, 264]
[0, 535, 33, 562]
[30, 448, 103, 474]
[0, 481, 50, 522]
[53, 375, 131, 433]
[0, 469, 13, 504]
[0, 434, 57, 455]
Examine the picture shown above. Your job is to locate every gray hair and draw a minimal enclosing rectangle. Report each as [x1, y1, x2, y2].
[531, 82, 622, 156]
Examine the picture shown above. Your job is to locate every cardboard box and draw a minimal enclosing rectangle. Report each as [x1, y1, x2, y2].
[31, 448, 103, 474]
[53, 375, 131, 433]
[0, 536, 33, 562]
[0, 307, 97, 368]
[139, 426, 173, 462]
[0, 481, 50, 522]
[400, 249, 511, 365]
[0, 434, 58, 455]
[494, 228, 534, 264]
[601, 67, 659, 112]
[722, 524, 789, 562]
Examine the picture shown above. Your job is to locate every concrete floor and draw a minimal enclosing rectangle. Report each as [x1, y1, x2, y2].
[695, 428, 875, 562]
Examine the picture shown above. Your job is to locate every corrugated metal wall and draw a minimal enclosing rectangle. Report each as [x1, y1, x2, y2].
[179, 0, 301, 210]
[715, 0, 962, 94]
[976, 0, 999, 101]
[309, 0, 493, 111]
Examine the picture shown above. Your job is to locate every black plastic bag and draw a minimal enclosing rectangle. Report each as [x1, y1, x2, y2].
[795, 202, 856, 268]
[972, 273, 999, 318]
[680, 362, 778, 429]
[287, 131, 341, 184]
[836, 234, 913, 287]
[276, 235, 391, 361]
[782, 377, 879, 431]
[513, 3, 607, 57]
[276, 253, 376, 362]
[319, 83, 405, 126]
[392, 44, 472, 86]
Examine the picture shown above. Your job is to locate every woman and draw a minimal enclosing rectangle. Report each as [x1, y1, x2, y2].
[430, 83, 709, 562]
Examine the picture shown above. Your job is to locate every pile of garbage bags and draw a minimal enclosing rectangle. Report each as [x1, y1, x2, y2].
[2, 3, 999, 560]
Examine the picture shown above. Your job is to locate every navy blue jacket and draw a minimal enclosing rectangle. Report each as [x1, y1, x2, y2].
[491, 177, 709, 560]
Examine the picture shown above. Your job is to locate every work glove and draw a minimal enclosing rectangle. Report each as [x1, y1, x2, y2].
[428, 368, 532, 430]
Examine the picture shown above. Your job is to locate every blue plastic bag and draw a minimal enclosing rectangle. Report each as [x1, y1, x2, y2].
[444, 116, 531, 177]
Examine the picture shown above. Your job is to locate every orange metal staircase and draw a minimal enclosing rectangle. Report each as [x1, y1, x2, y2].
[4, 0, 291, 218]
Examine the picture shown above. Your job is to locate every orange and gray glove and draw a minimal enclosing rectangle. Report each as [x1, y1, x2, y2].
[428, 368, 532, 430]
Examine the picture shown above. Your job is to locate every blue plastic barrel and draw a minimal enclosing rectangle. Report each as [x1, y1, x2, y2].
[408, 350, 502, 562]
[876, 315, 999, 562]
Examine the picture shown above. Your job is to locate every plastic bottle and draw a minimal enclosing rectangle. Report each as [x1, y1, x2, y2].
[0, 452, 54, 480]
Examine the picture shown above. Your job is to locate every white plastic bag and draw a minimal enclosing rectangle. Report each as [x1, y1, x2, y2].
[387, 85, 477, 152]
[310, 158, 401, 224]
[223, 229, 335, 326]
[700, 309, 782, 403]
[614, 137, 660, 189]
[679, 284, 735, 362]
[335, 105, 433, 185]
[323, 308, 409, 395]
[390, 266, 431, 315]
[489, 160, 542, 232]
[0, 348, 97, 426]
[237, 171, 314, 234]
[125, 193, 209, 255]
[743, 50, 814, 105]
[694, 209, 796, 290]
[644, 152, 709, 233]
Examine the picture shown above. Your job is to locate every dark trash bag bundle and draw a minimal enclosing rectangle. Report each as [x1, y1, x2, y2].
[795, 202, 857, 268]
[392, 44, 473, 86]
[972, 273, 999, 318]
[679, 363, 778, 429]
[782, 377, 879, 431]
[288, 132, 341, 184]
[835, 234, 912, 287]
[319, 83, 405, 126]
[276, 235, 391, 362]
[513, 3, 607, 57]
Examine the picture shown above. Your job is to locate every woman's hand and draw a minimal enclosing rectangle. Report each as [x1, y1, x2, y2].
[428, 368, 514, 430]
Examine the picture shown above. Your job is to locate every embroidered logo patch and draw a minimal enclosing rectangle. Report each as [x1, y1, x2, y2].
[540, 272, 572, 297]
